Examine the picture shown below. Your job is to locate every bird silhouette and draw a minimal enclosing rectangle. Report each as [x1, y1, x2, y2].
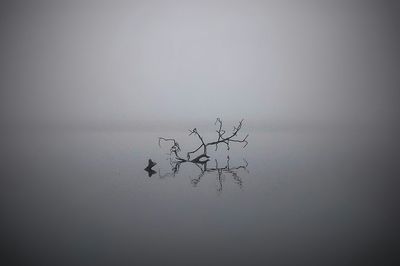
[144, 159, 157, 177]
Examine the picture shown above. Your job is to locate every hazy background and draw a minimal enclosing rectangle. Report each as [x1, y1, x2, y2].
[1, 0, 399, 128]
[1, 1, 400, 265]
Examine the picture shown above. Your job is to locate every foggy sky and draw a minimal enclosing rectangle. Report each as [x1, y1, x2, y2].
[1, 0, 399, 127]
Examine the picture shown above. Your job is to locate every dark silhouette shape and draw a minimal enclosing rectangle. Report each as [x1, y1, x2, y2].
[144, 159, 157, 177]
[158, 156, 249, 192]
[144, 168, 157, 177]
[158, 118, 248, 163]
[156, 119, 249, 191]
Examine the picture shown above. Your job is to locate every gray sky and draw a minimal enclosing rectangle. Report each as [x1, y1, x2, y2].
[1, 0, 399, 127]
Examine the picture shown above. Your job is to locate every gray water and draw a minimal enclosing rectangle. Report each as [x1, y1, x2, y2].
[1, 126, 398, 266]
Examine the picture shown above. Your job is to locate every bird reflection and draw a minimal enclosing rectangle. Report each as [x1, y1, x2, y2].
[157, 156, 249, 192]
[144, 168, 157, 177]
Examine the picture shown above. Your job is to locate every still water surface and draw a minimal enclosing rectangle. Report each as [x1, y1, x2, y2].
[1, 126, 398, 265]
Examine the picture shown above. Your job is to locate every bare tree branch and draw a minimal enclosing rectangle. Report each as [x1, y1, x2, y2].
[159, 118, 249, 162]
[155, 120, 249, 191]
[206, 119, 249, 150]
[158, 137, 185, 161]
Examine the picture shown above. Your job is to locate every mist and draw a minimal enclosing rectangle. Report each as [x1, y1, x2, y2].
[2, 1, 400, 265]
[1, 0, 399, 128]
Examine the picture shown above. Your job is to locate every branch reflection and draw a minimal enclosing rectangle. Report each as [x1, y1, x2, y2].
[158, 156, 249, 192]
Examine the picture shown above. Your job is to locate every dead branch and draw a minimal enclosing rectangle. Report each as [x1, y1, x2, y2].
[159, 118, 248, 162]
[158, 137, 185, 161]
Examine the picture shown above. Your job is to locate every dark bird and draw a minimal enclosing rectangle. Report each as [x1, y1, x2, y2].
[145, 159, 156, 169]
[144, 159, 157, 177]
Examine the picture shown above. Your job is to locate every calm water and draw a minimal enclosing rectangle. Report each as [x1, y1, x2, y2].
[1, 126, 398, 265]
